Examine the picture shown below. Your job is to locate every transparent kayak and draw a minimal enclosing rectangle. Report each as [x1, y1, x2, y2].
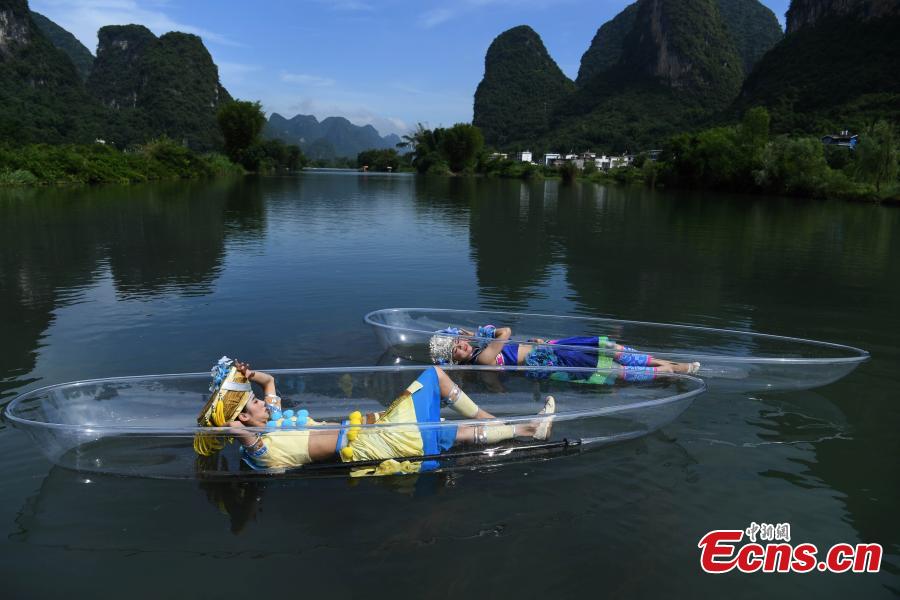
[3, 365, 704, 479]
[364, 308, 870, 393]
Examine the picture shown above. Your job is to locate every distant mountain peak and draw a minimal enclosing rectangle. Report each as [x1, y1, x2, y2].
[264, 112, 400, 159]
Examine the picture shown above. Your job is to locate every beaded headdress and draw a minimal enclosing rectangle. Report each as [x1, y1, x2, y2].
[194, 356, 253, 456]
[429, 334, 455, 365]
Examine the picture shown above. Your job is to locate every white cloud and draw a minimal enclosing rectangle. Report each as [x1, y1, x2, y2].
[391, 82, 429, 96]
[280, 73, 336, 87]
[217, 62, 261, 87]
[29, 0, 238, 52]
[315, 0, 374, 11]
[418, 8, 454, 29]
[416, 0, 583, 29]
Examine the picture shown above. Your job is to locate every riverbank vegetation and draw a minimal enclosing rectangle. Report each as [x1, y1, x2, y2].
[0, 99, 307, 187]
[469, 108, 899, 203]
[400, 123, 485, 174]
[654, 109, 899, 202]
[356, 148, 403, 172]
[217, 100, 306, 173]
[0, 138, 242, 186]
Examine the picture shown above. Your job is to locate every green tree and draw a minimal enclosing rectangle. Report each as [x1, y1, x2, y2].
[357, 148, 400, 172]
[439, 123, 485, 172]
[855, 120, 898, 194]
[642, 159, 661, 188]
[739, 106, 771, 172]
[755, 136, 831, 196]
[740, 106, 770, 148]
[217, 100, 266, 163]
[404, 124, 445, 174]
[254, 138, 305, 172]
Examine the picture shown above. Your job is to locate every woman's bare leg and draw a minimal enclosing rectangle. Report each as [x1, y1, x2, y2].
[611, 344, 698, 374]
[433, 367, 546, 444]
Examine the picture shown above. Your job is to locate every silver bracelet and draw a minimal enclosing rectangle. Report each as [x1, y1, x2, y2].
[242, 433, 262, 449]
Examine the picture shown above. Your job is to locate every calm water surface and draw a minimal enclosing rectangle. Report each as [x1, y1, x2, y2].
[0, 172, 898, 598]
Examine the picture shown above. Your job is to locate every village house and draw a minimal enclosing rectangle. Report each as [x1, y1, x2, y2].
[541, 150, 639, 171]
[821, 131, 858, 149]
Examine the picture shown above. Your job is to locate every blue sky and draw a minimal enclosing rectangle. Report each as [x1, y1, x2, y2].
[31, 0, 791, 136]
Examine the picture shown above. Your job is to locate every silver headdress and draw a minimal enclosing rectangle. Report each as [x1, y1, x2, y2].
[429, 334, 455, 365]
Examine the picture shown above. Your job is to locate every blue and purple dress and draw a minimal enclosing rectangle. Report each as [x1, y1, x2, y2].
[474, 336, 658, 383]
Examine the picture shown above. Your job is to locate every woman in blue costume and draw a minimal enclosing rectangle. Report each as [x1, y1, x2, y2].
[429, 326, 700, 382]
[194, 358, 555, 476]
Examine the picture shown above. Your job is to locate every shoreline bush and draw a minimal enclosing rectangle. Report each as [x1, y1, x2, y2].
[0, 138, 243, 186]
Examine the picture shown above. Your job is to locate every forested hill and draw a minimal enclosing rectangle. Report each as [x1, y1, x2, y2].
[265, 113, 401, 159]
[472, 25, 575, 148]
[577, 0, 781, 85]
[786, 0, 900, 33]
[87, 25, 232, 151]
[2, 0, 233, 150]
[474, 0, 782, 153]
[716, 0, 783, 73]
[737, 0, 900, 132]
[555, 0, 745, 151]
[576, 3, 638, 86]
[30, 10, 94, 80]
[0, 0, 101, 143]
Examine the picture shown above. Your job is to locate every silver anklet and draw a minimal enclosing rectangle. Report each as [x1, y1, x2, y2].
[475, 425, 487, 444]
[443, 384, 461, 408]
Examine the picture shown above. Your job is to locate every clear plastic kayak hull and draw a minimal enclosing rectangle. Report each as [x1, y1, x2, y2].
[364, 308, 870, 393]
[3, 366, 704, 479]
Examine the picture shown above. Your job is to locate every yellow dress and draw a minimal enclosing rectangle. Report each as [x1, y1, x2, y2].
[242, 367, 457, 476]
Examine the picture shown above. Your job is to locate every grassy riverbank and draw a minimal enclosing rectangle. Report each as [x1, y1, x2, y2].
[0, 138, 244, 186]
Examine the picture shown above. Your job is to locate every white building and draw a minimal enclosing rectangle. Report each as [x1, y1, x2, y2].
[609, 154, 634, 169]
[516, 150, 533, 163]
[543, 153, 561, 166]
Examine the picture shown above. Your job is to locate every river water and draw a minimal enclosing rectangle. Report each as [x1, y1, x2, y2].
[0, 172, 897, 597]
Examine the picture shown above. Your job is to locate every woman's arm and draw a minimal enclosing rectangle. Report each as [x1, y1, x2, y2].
[235, 360, 280, 407]
[475, 326, 512, 365]
[225, 420, 261, 449]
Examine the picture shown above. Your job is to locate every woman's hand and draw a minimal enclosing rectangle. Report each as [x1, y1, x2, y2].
[234, 360, 255, 380]
[234, 360, 277, 399]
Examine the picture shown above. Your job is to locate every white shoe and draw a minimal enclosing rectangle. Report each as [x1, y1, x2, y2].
[533, 396, 556, 441]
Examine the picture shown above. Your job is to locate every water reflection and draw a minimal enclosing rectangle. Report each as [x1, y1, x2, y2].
[0, 179, 251, 401]
[468, 179, 561, 309]
[1, 174, 898, 595]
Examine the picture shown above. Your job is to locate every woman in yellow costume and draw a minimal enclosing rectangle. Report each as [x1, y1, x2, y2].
[195, 357, 555, 475]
